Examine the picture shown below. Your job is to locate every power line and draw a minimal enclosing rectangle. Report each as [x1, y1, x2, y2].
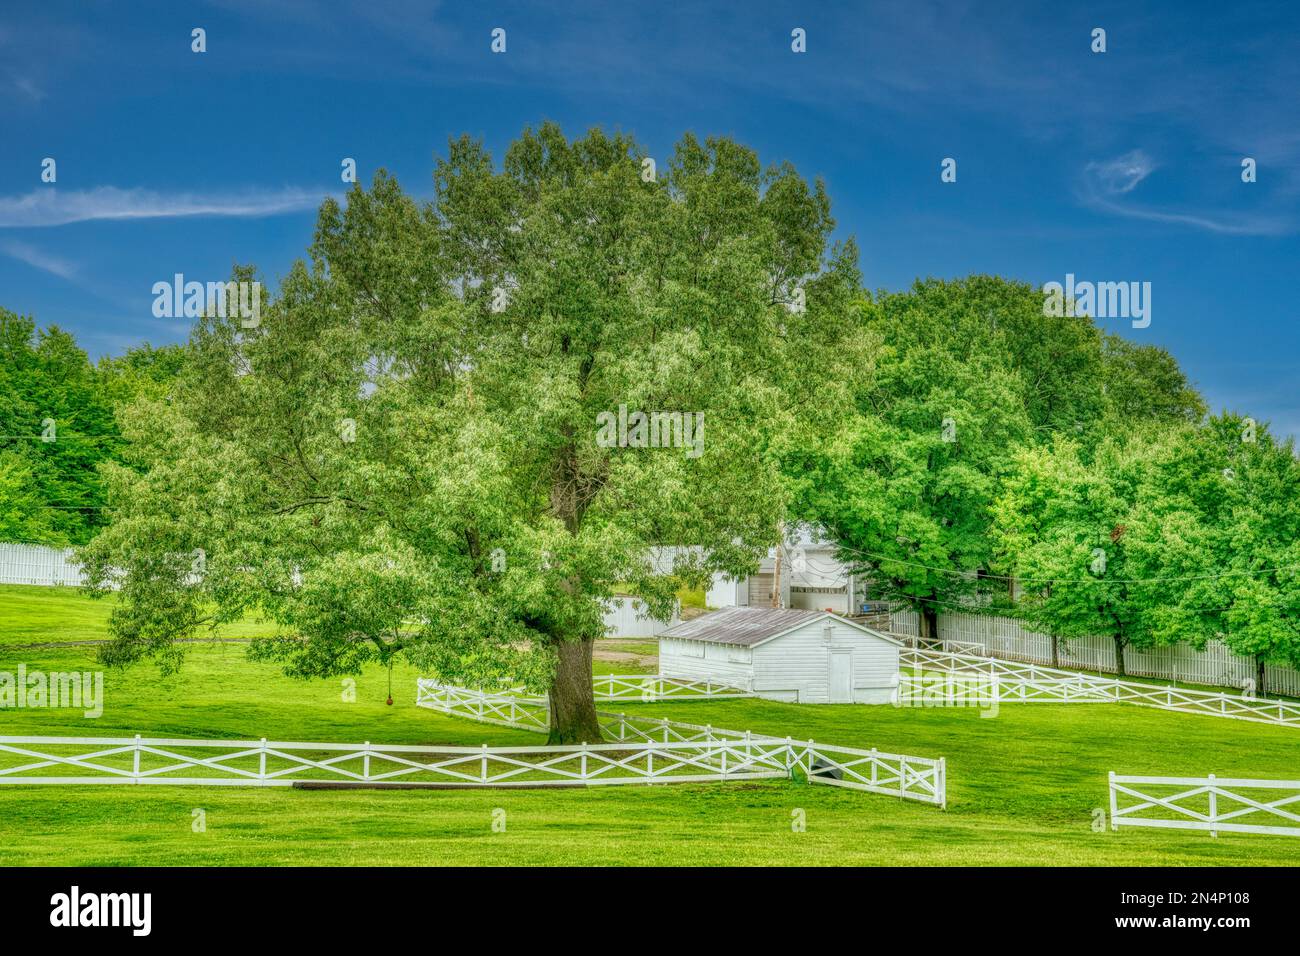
[885, 592, 1259, 618]
[831, 541, 1300, 586]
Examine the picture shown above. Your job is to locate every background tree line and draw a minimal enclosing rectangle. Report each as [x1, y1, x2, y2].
[0, 309, 183, 545]
[791, 277, 1300, 691]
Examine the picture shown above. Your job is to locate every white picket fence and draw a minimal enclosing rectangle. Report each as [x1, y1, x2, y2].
[0, 543, 84, 586]
[901, 647, 1300, 728]
[1110, 772, 1300, 837]
[416, 680, 946, 805]
[890, 608, 1300, 698]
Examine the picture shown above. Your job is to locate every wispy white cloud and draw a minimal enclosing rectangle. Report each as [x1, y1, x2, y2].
[0, 186, 325, 228]
[6, 73, 44, 102]
[0, 239, 79, 279]
[1085, 151, 1156, 196]
[1078, 149, 1288, 236]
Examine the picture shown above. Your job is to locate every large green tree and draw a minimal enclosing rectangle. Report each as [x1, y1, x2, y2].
[0, 311, 122, 544]
[991, 431, 1178, 675]
[1130, 413, 1300, 694]
[80, 124, 863, 742]
[791, 276, 1108, 638]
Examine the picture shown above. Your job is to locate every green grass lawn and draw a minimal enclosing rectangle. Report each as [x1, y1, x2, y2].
[1, 585, 1298, 866]
[597, 639, 660, 657]
[0, 584, 283, 646]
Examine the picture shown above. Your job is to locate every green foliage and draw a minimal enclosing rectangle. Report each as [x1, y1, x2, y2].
[993, 411, 1300, 683]
[0, 309, 185, 545]
[0, 311, 114, 543]
[1134, 414, 1300, 674]
[992, 433, 1160, 662]
[794, 277, 1111, 628]
[0, 450, 63, 543]
[79, 125, 865, 714]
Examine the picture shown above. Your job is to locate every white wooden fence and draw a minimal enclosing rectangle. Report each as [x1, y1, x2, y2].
[416, 680, 946, 806]
[591, 673, 753, 701]
[902, 647, 1300, 727]
[0, 543, 84, 586]
[0, 733, 791, 788]
[416, 684, 551, 732]
[890, 608, 1300, 698]
[1110, 772, 1300, 837]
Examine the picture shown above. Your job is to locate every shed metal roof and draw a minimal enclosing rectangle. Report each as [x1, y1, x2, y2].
[661, 606, 899, 648]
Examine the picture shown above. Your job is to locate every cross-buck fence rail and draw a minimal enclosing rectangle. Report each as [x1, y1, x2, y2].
[901, 647, 1300, 728]
[0, 733, 794, 788]
[890, 607, 1300, 697]
[1109, 772, 1300, 837]
[0, 730, 944, 804]
[416, 680, 946, 806]
[592, 674, 753, 700]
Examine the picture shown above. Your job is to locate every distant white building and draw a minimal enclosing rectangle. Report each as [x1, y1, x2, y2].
[602, 594, 679, 638]
[706, 530, 861, 615]
[659, 607, 901, 704]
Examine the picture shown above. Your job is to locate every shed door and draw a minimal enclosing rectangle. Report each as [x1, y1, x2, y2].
[748, 573, 776, 607]
[829, 650, 853, 703]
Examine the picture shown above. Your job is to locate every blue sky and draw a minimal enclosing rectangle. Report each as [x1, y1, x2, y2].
[2, 0, 1298, 436]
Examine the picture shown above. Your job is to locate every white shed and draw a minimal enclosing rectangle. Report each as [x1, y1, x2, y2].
[659, 607, 901, 704]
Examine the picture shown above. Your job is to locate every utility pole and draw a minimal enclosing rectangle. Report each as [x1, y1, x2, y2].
[771, 521, 785, 608]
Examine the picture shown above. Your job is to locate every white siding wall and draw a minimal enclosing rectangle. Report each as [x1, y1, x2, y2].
[706, 574, 748, 608]
[602, 596, 678, 638]
[659, 637, 753, 688]
[789, 586, 850, 614]
[752, 620, 899, 704]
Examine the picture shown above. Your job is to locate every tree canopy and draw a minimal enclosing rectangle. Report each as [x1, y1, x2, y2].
[0, 310, 181, 545]
[79, 124, 866, 741]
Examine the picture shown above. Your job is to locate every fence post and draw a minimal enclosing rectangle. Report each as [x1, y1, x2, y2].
[363, 741, 370, 781]
[900, 755, 908, 799]
[133, 734, 141, 782]
[259, 737, 268, 782]
[1208, 773, 1218, 838]
[618, 713, 626, 742]
[938, 757, 946, 810]
[481, 743, 488, 783]
[580, 741, 588, 780]
[1108, 771, 1118, 831]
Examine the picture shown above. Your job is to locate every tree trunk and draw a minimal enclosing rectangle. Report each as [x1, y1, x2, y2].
[1112, 634, 1126, 677]
[1050, 634, 1059, 669]
[1257, 655, 1267, 698]
[920, 605, 939, 643]
[547, 636, 603, 744]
